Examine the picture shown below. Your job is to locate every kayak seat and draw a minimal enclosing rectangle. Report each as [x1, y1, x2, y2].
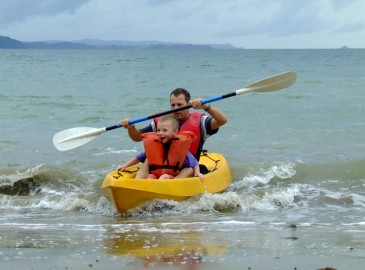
[199, 164, 209, 174]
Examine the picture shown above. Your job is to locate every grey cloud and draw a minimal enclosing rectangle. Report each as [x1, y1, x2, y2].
[333, 21, 365, 34]
[264, 2, 328, 36]
[211, 1, 324, 38]
[0, 0, 89, 24]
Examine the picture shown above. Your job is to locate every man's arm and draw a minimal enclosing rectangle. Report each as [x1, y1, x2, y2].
[126, 125, 142, 142]
[190, 98, 228, 130]
[202, 104, 227, 130]
[119, 118, 143, 142]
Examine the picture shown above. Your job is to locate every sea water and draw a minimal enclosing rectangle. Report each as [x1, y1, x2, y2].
[0, 48, 364, 269]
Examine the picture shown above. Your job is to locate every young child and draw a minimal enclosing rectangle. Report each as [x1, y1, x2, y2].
[117, 115, 204, 180]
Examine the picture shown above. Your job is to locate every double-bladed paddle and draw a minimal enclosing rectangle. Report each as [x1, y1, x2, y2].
[53, 71, 297, 151]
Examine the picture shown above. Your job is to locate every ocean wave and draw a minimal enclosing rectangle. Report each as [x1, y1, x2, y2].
[92, 148, 138, 156]
[1, 158, 364, 217]
[0, 164, 44, 195]
[229, 162, 297, 190]
[0, 163, 95, 196]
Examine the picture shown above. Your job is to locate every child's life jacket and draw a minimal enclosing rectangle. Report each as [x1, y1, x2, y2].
[141, 131, 197, 177]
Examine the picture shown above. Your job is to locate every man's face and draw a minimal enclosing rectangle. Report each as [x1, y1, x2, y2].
[170, 94, 190, 122]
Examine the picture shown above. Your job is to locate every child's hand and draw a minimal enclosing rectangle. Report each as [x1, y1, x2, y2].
[159, 174, 174, 179]
[116, 165, 126, 171]
[195, 173, 204, 181]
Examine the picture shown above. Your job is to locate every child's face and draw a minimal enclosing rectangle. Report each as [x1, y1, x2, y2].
[157, 121, 177, 143]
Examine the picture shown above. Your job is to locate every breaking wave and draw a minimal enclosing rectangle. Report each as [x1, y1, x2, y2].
[1, 158, 364, 217]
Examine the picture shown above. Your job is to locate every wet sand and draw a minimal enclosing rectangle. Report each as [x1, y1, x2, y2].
[2, 222, 363, 270]
[0, 247, 356, 270]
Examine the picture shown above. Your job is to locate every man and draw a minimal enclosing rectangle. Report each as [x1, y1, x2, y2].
[120, 87, 227, 163]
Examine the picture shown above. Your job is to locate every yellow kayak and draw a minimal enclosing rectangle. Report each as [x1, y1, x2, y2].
[101, 152, 232, 213]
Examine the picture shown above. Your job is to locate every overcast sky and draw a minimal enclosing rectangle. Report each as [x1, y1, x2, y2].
[1, 0, 364, 49]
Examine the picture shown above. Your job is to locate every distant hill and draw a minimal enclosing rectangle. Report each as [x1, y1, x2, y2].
[77, 39, 238, 49]
[0, 35, 239, 49]
[24, 41, 93, 49]
[0, 35, 25, 48]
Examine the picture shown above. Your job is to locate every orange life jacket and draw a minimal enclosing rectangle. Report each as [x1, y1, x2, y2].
[154, 112, 203, 157]
[142, 131, 197, 177]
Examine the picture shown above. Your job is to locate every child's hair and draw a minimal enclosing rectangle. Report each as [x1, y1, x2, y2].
[159, 115, 179, 130]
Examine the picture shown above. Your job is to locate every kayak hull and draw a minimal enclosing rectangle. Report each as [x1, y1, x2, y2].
[101, 152, 232, 213]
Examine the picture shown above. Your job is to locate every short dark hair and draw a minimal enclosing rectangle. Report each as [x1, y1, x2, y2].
[170, 88, 190, 103]
[159, 115, 179, 130]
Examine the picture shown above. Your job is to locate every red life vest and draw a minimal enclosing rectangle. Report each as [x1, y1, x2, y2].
[141, 131, 197, 177]
[154, 112, 203, 157]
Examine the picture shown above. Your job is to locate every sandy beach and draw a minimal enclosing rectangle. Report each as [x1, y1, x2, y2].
[1, 210, 363, 270]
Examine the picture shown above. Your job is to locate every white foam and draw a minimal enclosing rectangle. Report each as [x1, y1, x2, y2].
[0, 164, 44, 186]
[229, 162, 296, 191]
[351, 194, 365, 207]
[92, 148, 138, 156]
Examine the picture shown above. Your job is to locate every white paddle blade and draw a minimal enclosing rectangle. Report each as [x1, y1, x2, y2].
[53, 127, 106, 151]
[236, 71, 297, 95]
